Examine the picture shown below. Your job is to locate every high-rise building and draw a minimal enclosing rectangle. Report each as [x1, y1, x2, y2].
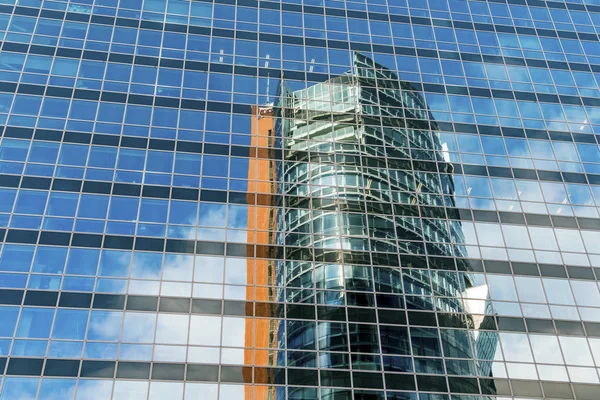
[275, 52, 498, 399]
[1, 1, 600, 400]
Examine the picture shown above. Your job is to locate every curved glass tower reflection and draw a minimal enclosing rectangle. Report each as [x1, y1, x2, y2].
[274, 53, 496, 398]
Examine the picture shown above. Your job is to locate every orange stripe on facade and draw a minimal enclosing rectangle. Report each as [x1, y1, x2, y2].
[245, 105, 278, 400]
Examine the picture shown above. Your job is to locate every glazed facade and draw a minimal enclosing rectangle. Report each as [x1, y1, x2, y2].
[2, 0, 600, 399]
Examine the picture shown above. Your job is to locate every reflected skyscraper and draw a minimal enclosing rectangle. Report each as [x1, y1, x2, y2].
[266, 53, 498, 398]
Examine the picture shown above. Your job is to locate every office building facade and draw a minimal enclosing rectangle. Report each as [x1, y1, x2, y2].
[1, 0, 600, 399]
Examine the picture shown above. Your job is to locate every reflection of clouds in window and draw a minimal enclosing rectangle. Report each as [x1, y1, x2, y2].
[542, 278, 575, 306]
[198, 203, 226, 241]
[129, 279, 161, 296]
[588, 339, 600, 366]
[566, 184, 594, 206]
[0, 377, 39, 400]
[554, 229, 585, 253]
[506, 248, 535, 263]
[164, 253, 194, 281]
[474, 222, 504, 247]
[183, 383, 218, 400]
[514, 277, 546, 303]
[529, 140, 554, 160]
[464, 176, 491, 197]
[75, 380, 113, 400]
[227, 204, 247, 228]
[119, 344, 152, 361]
[189, 315, 221, 346]
[528, 227, 558, 251]
[131, 252, 162, 279]
[563, 105, 587, 123]
[88, 311, 122, 341]
[196, 202, 249, 243]
[168, 225, 197, 240]
[224, 257, 247, 286]
[219, 385, 244, 399]
[223, 284, 248, 300]
[227, 229, 249, 244]
[96, 278, 128, 294]
[501, 224, 531, 250]
[154, 345, 186, 362]
[530, 334, 563, 364]
[453, 218, 595, 265]
[161, 282, 192, 297]
[538, 364, 569, 382]
[490, 361, 507, 378]
[570, 281, 600, 307]
[481, 136, 506, 155]
[193, 283, 223, 299]
[221, 317, 246, 347]
[156, 314, 189, 345]
[505, 362, 537, 380]
[149, 382, 184, 400]
[494, 99, 519, 118]
[194, 255, 225, 284]
[490, 178, 518, 200]
[113, 380, 148, 400]
[504, 138, 530, 159]
[38, 378, 77, 400]
[99, 250, 131, 278]
[104, 249, 197, 296]
[515, 180, 543, 201]
[499, 332, 533, 362]
[456, 134, 481, 153]
[455, 221, 477, 245]
[83, 342, 117, 360]
[168, 201, 198, 238]
[540, 182, 569, 205]
[188, 346, 220, 364]
[581, 231, 600, 254]
[568, 366, 600, 384]
[122, 312, 156, 343]
[560, 336, 595, 367]
[507, 65, 531, 82]
[486, 275, 518, 302]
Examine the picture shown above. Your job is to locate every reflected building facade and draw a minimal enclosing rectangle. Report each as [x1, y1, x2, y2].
[272, 52, 497, 398]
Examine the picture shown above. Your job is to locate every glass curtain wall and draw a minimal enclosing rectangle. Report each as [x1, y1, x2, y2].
[0, 0, 599, 400]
